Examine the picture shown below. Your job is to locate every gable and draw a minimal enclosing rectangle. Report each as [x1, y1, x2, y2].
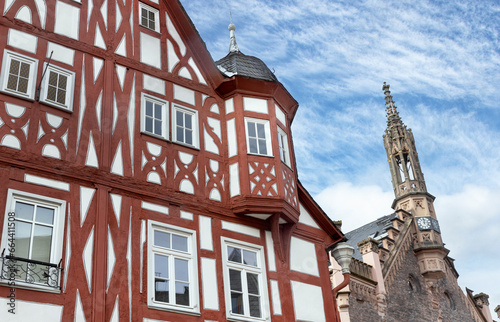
[298, 202, 320, 229]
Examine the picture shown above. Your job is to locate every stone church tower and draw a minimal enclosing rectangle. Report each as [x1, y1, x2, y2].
[382, 82, 448, 281]
[330, 83, 494, 322]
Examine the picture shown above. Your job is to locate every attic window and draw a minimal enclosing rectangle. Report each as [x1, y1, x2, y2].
[139, 2, 159, 32]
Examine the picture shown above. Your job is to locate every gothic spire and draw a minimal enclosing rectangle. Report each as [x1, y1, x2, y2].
[383, 82, 403, 129]
[228, 14, 240, 53]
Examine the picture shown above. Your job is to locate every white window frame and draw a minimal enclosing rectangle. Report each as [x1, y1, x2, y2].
[147, 220, 199, 314]
[141, 93, 169, 140]
[172, 104, 199, 149]
[221, 237, 270, 322]
[277, 126, 290, 166]
[39, 63, 75, 111]
[0, 189, 66, 292]
[139, 2, 160, 32]
[245, 117, 272, 157]
[0, 50, 38, 100]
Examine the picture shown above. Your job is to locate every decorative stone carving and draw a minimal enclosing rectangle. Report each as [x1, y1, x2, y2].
[358, 238, 379, 255]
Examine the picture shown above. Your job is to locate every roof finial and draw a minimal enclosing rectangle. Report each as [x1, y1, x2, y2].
[228, 11, 240, 53]
[383, 82, 402, 126]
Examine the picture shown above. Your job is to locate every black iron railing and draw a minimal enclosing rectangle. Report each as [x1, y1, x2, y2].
[1, 251, 62, 289]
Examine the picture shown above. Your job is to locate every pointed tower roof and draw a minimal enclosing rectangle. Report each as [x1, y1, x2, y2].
[215, 21, 278, 82]
[383, 82, 404, 129]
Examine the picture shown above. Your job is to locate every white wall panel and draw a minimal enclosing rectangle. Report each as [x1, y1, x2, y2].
[201, 257, 219, 310]
[291, 281, 326, 322]
[290, 236, 319, 276]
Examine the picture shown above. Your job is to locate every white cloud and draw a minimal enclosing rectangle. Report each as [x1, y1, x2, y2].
[314, 182, 393, 232]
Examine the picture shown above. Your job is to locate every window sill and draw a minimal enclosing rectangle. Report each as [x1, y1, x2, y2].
[0, 89, 35, 102]
[173, 140, 200, 151]
[147, 302, 200, 316]
[141, 130, 168, 142]
[39, 100, 73, 114]
[247, 152, 274, 159]
[0, 280, 61, 294]
[227, 313, 269, 322]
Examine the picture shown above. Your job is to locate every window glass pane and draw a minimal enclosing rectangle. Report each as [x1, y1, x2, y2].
[249, 295, 261, 318]
[155, 279, 169, 303]
[154, 254, 169, 279]
[32, 225, 52, 262]
[17, 77, 28, 93]
[229, 269, 242, 292]
[176, 127, 184, 142]
[154, 230, 170, 248]
[145, 117, 153, 133]
[175, 282, 190, 306]
[243, 250, 257, 267]
[154, 120, 162, 136]
[247, 122, 256, 137]
[7, 74, 18, 91]
[185, 114, 192, 129]
[257, 123, 266, 139]
[185, 129, 192, 145]
[227, 246, 241, 263]
[14, 221, 31, 258]
[231, 292, 244, 314]
[248, 138, 258, 154]
[176, 111, 184, 126]
[145, 101, 153, 116]
[154, 103, 162, 119]
[36, 206, 54, 225]
[175, 258, 189, 282]
[58, 74, 67, 89]
[247, 272, 259, 295]
[258, 139, 267, 155]
[15, 202, 34, 221]
[172, 234, 188, 252]
[57, 88, 66, 104]
[9, 59, 20, 75]
[48, 71, 58, 86]
[20, 62, 30, 78]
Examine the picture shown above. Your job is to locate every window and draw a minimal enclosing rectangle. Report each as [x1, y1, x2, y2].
[172, 104, 198, 148]
[0, 190, 66, 290]
[139, 2, 159, 32]
[245, 118, 272, 156]
[222, 238, 269, 321]
[148, 221, 199, 314]
[277, 127, 290, 166]
[40, 64, 75, 111]
[0, 50, 38, 100]
[141, 93, 169, 140]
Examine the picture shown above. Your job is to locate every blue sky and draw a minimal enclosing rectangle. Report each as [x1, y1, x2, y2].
[182, 0, 500, 317]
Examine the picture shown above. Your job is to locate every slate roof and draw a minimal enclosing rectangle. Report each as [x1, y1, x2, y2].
[215, 51, 278, 82]
[344, 213, 397, 261]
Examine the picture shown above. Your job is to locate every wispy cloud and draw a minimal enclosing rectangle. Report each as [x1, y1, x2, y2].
[182, 0, 500, 315]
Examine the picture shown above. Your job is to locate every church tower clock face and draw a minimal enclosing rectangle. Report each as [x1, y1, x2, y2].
[417, 217, 431, 230]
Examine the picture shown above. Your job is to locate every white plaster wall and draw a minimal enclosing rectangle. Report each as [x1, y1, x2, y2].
[173, 84, 195, 106]
[8, 29, 37, 54]
[221, 221, 260, 238]
[291, 281, 326, 322]
[227, 118, 237, 158]
[140, 32, 161, 68]
[201, 257, 219, 310]
[199, 215, 213, 251]
[143, 74, 165, 95]
[229, 162, 240, 197]
[54, 1, 80, 40]
[290, 236, 319, 276]
[298, 202, 320, 229]
[270, 279, 282, 315]
[0, 299, 63, 322]
[243, 97, 268, 114]
[265, 231, 276, 272]
[275, 104, 286, 127]
[47, 42, 75, 66]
